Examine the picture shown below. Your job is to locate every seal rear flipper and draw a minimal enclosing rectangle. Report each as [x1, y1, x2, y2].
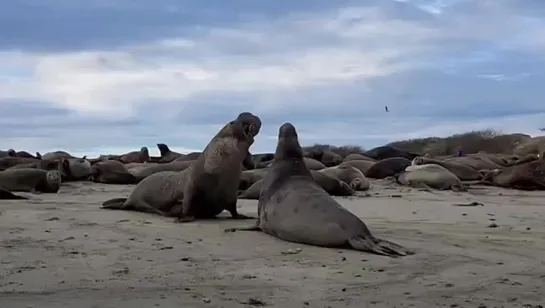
[156, 143, 171, 157]
[348, 235, 414, 258]
[101, 198, 128, 209]
[0, 187, 28, 200]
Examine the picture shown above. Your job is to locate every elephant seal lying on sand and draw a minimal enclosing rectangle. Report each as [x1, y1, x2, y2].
[119, 147, 150, 164]
[319, 164, 370, 191]
[411, 157, 482, 181]
[226, 122, 413, 257]
[90, 160, 137, 184]
[0, 169, 61, 193]
[238, 170, 355, 200]
[398, 164, 468, 191]
[480, 154, 545, 190]
[365, 157, 411, 179]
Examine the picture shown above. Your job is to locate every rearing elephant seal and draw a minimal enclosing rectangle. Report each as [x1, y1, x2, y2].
[174, 112, 262, 222]
[225, 123, 413, 258]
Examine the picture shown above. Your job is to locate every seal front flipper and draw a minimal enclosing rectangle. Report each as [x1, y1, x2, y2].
[348, 236, 414, 258]
[101, 198, 128, 209]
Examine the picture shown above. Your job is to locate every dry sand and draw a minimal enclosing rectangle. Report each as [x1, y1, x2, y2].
[1, 179, 544, 308]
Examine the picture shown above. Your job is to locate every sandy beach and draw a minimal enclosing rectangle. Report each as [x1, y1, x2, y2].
[1, 179, 544, 308]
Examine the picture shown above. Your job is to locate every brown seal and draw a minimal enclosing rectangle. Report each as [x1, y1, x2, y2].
[480, 153, 545, 190]
[411, 156, 481, 181]
[224, 123, 413, 257]
[342, 153, 376, 163]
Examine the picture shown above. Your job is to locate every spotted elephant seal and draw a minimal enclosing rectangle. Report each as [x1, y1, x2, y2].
[156, 143, 182, 163]
[225, 123, 413, 257]
[398, 164, 468, 191]
[365, 157, 411, 179]
[238, 170, 355, 200]
[411, 156, 482, 181]
[0, 168, 61, 193]
[90, 160, 137, 184]
[119, 147, 150, 164]
[319, 164, 370, 191]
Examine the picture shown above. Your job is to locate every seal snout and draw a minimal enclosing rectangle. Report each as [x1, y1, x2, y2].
[278, 123, 298, 138]
[236, 112, 262, 137]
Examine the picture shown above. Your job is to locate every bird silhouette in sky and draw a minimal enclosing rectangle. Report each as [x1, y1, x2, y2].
[385, 106, 389, 112]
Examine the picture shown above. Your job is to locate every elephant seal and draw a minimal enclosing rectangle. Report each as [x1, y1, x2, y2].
[0, 149, 16, 158]
[365, 157, 411, 179]
[266, 157, 325, 170]
[59, 157, 92, 181]
[364, 146, 419, 161]
[0, 157, 42, 171]
[238, 170, 355, 200]
[0, 169, 61, 193]
[341, 160, 376, 175]
[226, 123, 413, 257]
[129, 160, 195, 182]
[239, 168, 270, 190]
[119, 147, 150, 164]
[411, 157, 481, 181]
[398, 164, 468, 191]
[175, 152, 202, 162]
[174, 112, 261, 222]
[15, 151, 38, 159]
[6, 159, 60, 171]
[304, 149, 342, 167]
[157, 143, 182, 163]
[90, 160, 137, 184]
[101, 170, 190, 215]
[41, 151, 73, 160]
[319, 164, 370, 191]
[444, 156, 501, 171]
[342, 153, 376, 163]
[102, 112, 262, 219]
[480, 154, 545, 190]
[0, 186, 28, 199]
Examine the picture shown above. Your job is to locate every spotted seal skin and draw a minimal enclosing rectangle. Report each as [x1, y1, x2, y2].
[173, 112, 261, 223]
[225, 122, 414, 258]
[0, 168, 61, 193]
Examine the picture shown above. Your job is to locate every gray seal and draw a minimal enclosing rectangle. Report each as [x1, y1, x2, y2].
[225, 123, 414, 257]
[0, 168, 61, 193]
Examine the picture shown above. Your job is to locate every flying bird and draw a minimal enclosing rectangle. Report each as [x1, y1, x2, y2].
[385, 106, 389, 112]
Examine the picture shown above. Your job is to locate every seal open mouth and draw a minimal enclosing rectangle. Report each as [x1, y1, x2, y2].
[244, 123, 255, 137]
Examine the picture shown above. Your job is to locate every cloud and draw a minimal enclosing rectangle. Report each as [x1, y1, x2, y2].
[0, 0, 544, 156]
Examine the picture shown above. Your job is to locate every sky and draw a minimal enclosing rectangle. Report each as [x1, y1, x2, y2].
[1, 0, 545, 157]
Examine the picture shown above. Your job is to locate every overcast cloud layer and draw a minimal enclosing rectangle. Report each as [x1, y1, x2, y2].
[1, 0, 544, 156]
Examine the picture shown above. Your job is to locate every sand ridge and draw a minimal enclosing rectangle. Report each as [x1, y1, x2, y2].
[1, 179, 544, 307]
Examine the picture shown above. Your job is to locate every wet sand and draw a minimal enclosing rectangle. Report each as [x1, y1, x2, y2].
[1, 180, 544, 308]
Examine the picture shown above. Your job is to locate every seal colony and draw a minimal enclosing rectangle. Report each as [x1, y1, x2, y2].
[2, 111, 545, 259]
